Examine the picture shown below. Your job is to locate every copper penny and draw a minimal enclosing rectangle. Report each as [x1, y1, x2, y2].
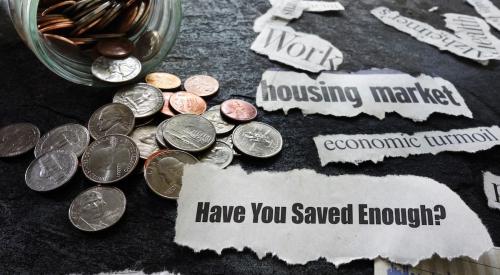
[41, 0, 76, 16]
[96, 38, 134, 58]
[221, 99, 258, 122]
[146, 72, 182, 90]
[184, 75, 219, 97]
[161, 92, 176, 117]
[39, 22, 75, 33]
[169, 92, 207, 115]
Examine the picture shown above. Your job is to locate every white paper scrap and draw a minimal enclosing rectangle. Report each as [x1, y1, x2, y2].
[175, 164, 493, 266]
[251, 25, 343, 72]
[444, 13, 500, 58]
[466, 0, 500, 32]
[314, 126, 500, 165]
[301, 1, 345, 12]
[273, 0, 303, 20]
[256, 69, 472, 121]
[483, 172, 500, 211]
[371, 6, 500, 61]
[253, 7, 291, 33]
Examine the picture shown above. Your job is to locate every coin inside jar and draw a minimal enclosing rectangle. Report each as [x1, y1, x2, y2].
[69, 186, 126, 232]
[81, 135, 140, 184]
[96, 37, 134, 59]
[232, 122, 283, 158]
[25, 150, 78, 192]
[162, 114, 216, 152]
[34, 123, 90, 158]
[145, 72, 182, 90]
[184, 75, 219, 97]
[221, 99, 258, 122]
[0, 123, 40, 158]
[91, 56, 142, 83]
[113, 83, 164, 118]
[169, 91, 207, 115]
[144, 150, 198, 199]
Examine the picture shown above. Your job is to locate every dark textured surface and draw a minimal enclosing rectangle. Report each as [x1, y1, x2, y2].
[1, 0, 500, 274]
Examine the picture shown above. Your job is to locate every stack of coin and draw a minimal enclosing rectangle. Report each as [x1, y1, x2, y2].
[0, 72, 283, 232]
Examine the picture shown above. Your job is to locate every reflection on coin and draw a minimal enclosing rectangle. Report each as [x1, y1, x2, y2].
[221, 99, 258, 122]
[144, 150, 198, 199]
[130, 126, 160, 159]
[184, 75, 219, 97]
[88, 103, 135, 140]
[156, 119, 169, 148]
[34, 124, 90, 158]
[232, 122, 283, 158]
[0, 123, 40, 157]
[162, 114, 216, 152]
[161, 92, 176, 117]
[69, 186, 126, 232]
[146, 72, 181, 90]
[81, 135, 139, 184]
[113, 83, 164, 118]
[91, 56, 141, 83]
[169, 92, 207, 115]
[199, 141, 233, 169]
[25, 150, 78, 192]
[134, 30, 161, 61]
[202, 109, 235, 135]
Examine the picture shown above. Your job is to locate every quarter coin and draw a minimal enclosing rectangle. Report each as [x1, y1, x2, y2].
[88, 103, 135, 140]
[145, 72, 181, 90]
[91, 56, 142, 83]
[25, 150, 78, 192]
[144, 150, 198, 199]
[169, 91, 207, 115]
[34, 123, 90, 158]
[221, 99, 258, 122]
[162, 114, 216, 152]
[113, 83, 164, 118]
[232, 122, 283, 158]
[96, 37, 134, 59]
[130, 126, 160, 159]
[69, 186, 126, 232]
[0, 123, 40, 157]
[81, 135, 139, 184]
[202, 109, 235, 135]
[199, 141, 233, 169]
[184, 75, 219, 97]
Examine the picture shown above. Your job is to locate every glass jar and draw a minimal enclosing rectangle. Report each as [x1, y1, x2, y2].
[7, 0, 182, 86]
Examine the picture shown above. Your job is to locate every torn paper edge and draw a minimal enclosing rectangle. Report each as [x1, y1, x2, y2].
[483, 171, 500, 211]
[466, 0, 500, 32]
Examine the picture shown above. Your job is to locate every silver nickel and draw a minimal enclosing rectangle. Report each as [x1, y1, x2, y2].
[25, 150, 78, 192]
[144, 150, 198, 199]
[88, 103, 135, 140]
[130, 126, 160, 159]
[34, 124, 90, 158]
[91, 56, 142, 83]
[202, 109, 235, 135]
[69, 186, 126, 232]
[232, 122, 283, 158]
[162, 114, 216, 152]
[81, 135, 139, 184]
[156, 119, 169, 148]
[0, 123, 40, 157]
[199, 141, 233, 169]
[113, 83, 164, 118]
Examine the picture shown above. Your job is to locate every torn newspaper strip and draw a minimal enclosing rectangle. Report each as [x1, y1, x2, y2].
[175, 164, 493, 267]
[466, 0, 500, 32]
[253, 7, 291, 33]
[256, 69, 472, 121]
[251, 25, 343, 72]
[371, 6, 500, 61]
[483, 172, 500, 211]
[314, 126, 500, 165]
[444, 13, 500, 58]
[301, 1, 344, 12]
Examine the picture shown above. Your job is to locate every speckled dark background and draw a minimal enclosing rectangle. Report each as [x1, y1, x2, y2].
[1, 0, 500, 274]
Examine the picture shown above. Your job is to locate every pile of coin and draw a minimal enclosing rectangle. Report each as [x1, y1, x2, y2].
[0, 73, 283, 232]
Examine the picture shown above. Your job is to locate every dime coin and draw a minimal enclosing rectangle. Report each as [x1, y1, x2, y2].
[232, 122, 283, 158]
[160, 92, 176, 117]
[144, 150, 198, 199]
[91, 56, 141, 83]
[25, 150, 78, 192]
[169, 91, 207, 115]
[162, 114, 216, 152]
[34, 123, 90, 158]
[113, 83, 164, 118]
[184, 75, 219, 97]
[218, 134, 240, 156]
[130, 126, 160, 159]
[96, 37, 134, 59]
[199, 141, 233, 169]
[202, 109, 235, 135]
[88, 103, 135, 140]
[221, 99, 258, 122]
[0, 123, 40, 158]
[145, 72, 181, 90]
[155, 119, 169, 148]
[134, 30, 160, 61]
[81, 135, 139, 184]
[69, 186, 126, 232]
